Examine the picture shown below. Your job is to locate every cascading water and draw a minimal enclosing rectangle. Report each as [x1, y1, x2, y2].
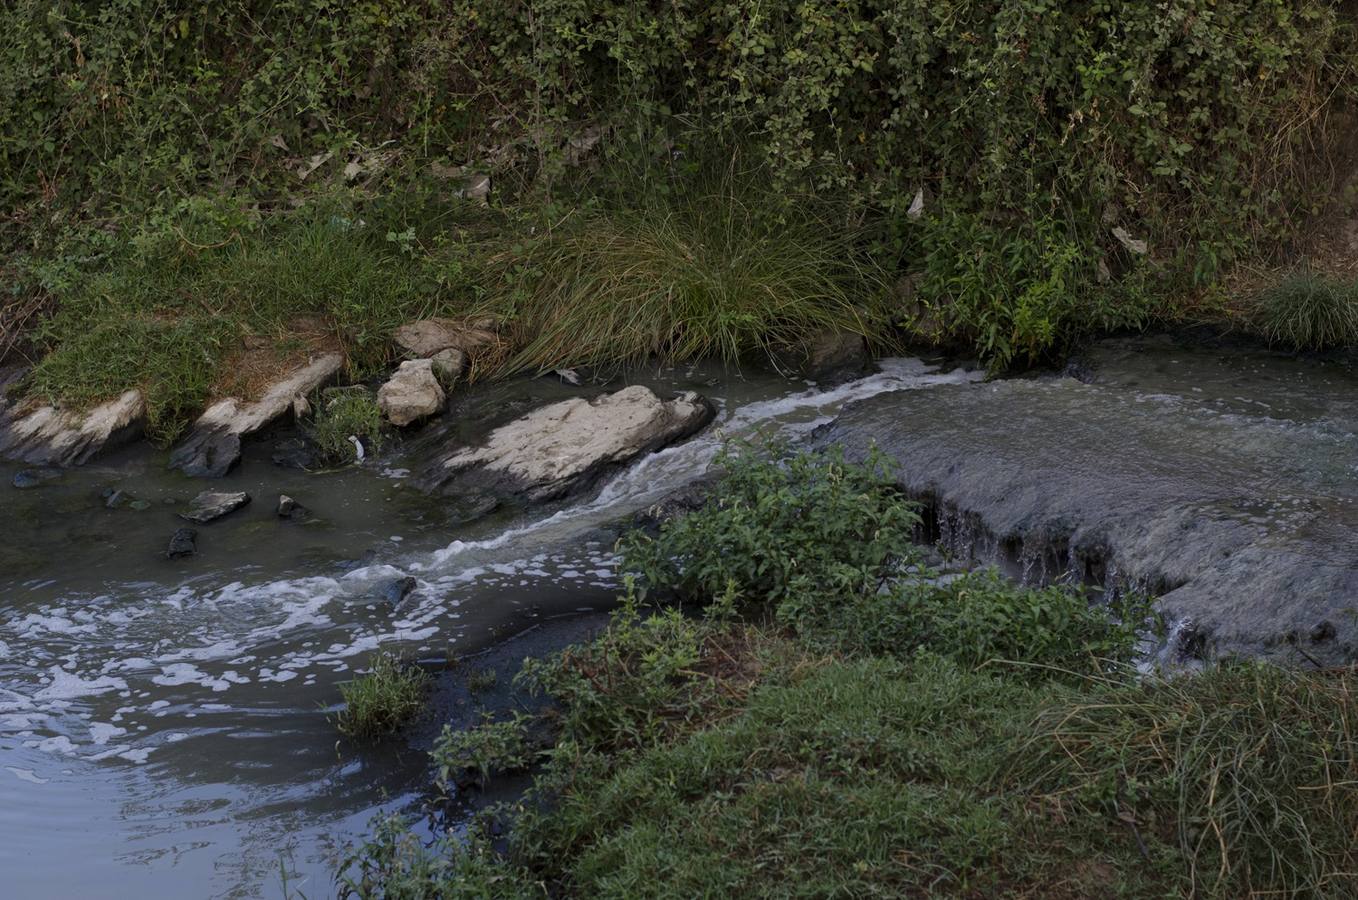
[0, 357, 977, 899]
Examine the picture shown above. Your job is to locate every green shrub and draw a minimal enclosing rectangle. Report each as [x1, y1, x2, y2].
[1255, 269, 1358, 350]
[621, 444, 920, 616]
[5, 1, 1352, 371]
[334, 652, 431, 740]
[310, 388, 385, 464]
[916, 209, 1155, 370]
[432, 713, 535, 791]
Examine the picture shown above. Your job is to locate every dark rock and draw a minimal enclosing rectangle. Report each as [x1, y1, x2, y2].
[12, 468, 61, 489]
[271, 438, 316, 470]
[377, 576, 417, 606]
[632, 477, 717, 532]
[102, 488, 132, 509]
[169, 427, 242, 478]
[166, 528, 197, 559]
[179, 490, 251, 524]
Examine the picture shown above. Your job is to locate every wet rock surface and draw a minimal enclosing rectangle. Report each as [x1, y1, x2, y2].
[422, 386, 714, 504]
[169, 353, 342, 477]
[820, 336, 1358, 665]
[180, 490, 252, 525]
[376, 576, 417, 606]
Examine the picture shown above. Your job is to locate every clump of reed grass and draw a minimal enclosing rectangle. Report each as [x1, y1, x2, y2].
[1255, 269, 1358, 350]
[334, 651, 431, 739]
[481, 181, 893, 375]
[1011, 661, 1358, 898]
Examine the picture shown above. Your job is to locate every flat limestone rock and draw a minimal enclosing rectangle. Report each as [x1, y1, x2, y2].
[424, 386, 714, 503]
[393, 318, 498, 358]
[0, 388, 146, 467]
[179, 490, 251, 525]
[169, 354, 343, 477]
[378, 359, 445, 427]
[818, 336, 1358, 666]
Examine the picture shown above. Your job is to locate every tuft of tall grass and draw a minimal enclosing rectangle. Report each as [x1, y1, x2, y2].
[480, 183, 894, 376]
[333, 651, 431, 740]
[1255, 269, 1358, 350]
[1012, 662, 1358, 898]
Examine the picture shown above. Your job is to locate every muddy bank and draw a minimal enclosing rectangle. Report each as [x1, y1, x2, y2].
[819, 335, 1358, 665]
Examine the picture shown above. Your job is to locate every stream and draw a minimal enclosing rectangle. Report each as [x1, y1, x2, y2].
[0, 358, 976, 898]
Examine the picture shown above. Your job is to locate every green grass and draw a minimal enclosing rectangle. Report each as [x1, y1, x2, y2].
[309, 388, 385, 464]
[479, 179, 895, 376]
[1255, 270, 1358, 351]
[333, 651, 431, 740]
[19, 194, 485, 441]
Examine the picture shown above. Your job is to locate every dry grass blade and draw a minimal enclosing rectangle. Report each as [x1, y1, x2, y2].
[1009, 663, 1358, 898]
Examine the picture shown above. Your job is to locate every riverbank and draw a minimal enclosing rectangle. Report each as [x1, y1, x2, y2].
[338, 446, 1358, 899]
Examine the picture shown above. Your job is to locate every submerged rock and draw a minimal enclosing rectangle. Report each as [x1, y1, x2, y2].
[169, 353, 343, 477]
[12, 468, 62, 489]
[0, 389, 146, 467]
[166, 528, 197, 559]
[378, 359, 446, 426]
[270, 437, 316, 470]
[423, 386, 714, 503]
[819, 336, 1358, 665]
[102, 488, 132, 509]
[180, 490, 251, 525]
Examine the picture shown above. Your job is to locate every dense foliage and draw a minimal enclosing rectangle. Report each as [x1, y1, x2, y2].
[4, 1, 1354, 371]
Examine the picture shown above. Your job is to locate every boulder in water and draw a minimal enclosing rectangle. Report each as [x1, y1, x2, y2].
[166, 528, 197, 559]
[378, 359, 446, 427]
[180, 490, 251, 524]
[377, 576, 417, 606]
[276, 494, 305, 519]
[423, 386, 714, 503]
[169, 353, 343, 477]
[771, 330, 868, 379]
